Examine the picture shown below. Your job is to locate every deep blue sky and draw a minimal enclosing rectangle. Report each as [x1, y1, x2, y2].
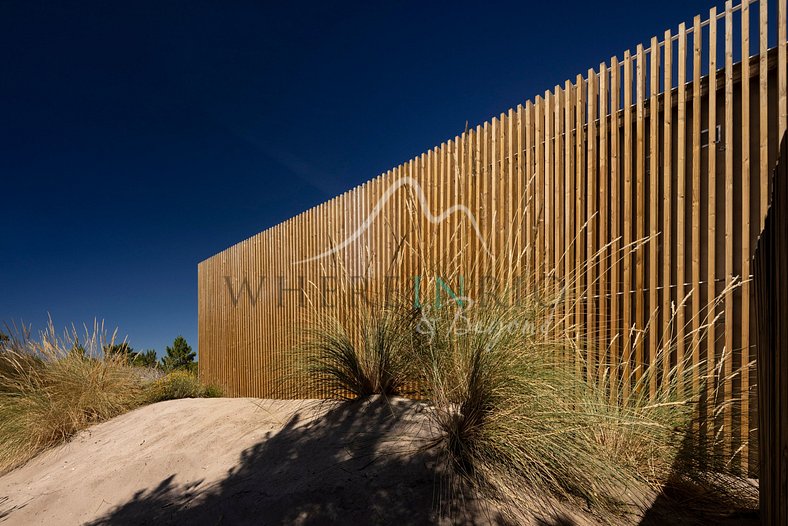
[1, 0, 719, 357]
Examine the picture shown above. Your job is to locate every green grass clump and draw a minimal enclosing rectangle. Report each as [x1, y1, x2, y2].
[409, 271, 754, 521]
[298, 304, 421, 400]
[413, 297, 641, 520]
[144, 369, 223, 402]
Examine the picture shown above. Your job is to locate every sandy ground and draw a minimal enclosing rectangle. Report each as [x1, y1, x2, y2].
[0, 397, 759, 526]
[0, 397, 502, 525]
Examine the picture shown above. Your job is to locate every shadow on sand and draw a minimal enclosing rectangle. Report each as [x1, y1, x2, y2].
[636, 430, 759, 526]
[85, 396, 760, 525]
[87, 397, 503, 526]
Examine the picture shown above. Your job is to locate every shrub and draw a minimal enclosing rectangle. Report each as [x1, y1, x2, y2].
[144, 370, 222, 402]
[0, 322, 222, 474]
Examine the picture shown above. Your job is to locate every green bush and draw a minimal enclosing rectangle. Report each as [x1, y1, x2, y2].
[144, 370, 222, 402]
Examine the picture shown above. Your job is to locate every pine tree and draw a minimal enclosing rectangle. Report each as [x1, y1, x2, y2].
[161, 336, 196, 372]
[103, 342, 134, 360]
[132, 349, 158, 368]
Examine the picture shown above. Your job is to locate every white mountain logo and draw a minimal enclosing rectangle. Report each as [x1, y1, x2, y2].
[294, 176, 493, 264]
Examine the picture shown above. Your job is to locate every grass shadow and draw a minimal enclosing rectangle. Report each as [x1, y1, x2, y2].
[637, 431, 759, 526]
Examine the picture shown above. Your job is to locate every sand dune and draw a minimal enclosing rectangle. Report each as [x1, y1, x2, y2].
[0, 397, 504, 525]
[0, 397, 758, 525]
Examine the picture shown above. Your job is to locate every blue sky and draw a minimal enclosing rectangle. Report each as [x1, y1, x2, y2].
[1, 0, 721, 357]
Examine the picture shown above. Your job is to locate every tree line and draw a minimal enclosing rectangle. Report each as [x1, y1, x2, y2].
[0, 330, 197, 373]
[102, 336, 196, 372]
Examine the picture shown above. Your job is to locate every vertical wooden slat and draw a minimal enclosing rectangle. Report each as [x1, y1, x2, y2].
[434, 142, 440, 279]
[740, 0, 752, 474]
[780, 0, 787, 136]
[448, 139, 455, 282]
[575, 73, 586, 376]
[610, 57, 621, 400]
[724, 0, 735, 459]
[525, 102, 534, 287]
[692, 14, 703, 401]
[635, 44, 646, 386]
[565, 80, 576, 336]
[475, 127, 482, 288]
[555, 86, 564, 288]
[623, 50, 633, 398]
[545, 92, 554, 280]
[491, 117, 498, 278]
[482, 123, 490, 285]
[427, 146, 435, 274]
[649, 36, 660, 399]
[447, 139, 454, 278]
[677, 22, 688, 395]
[499, 116, 505, 277]
[406, 161, 414, 310]
[463, 132, 472, 283]
[707, 5, 719, 448]
[509, 108, 517, 281]
[662, 29, 673, 386]
[587, 68, 598, 381]
[761, 0, 770, 230]
[536, 97, 545, 289]
[516, 105, 524, 279]
[456, 135, 465, 283]
[423, 150, 431, 283]
[599, 63, 609, 380]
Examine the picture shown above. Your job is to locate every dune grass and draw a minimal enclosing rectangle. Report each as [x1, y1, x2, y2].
[297, 303, 422, 400]
[0, 322, 143, 472]
[410, 297, 638, 520]
[411, 245, 755, 521]
[0, 321, 220, 474]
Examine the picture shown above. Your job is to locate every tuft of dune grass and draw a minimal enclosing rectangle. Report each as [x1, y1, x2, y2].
[295, 303, 422, 400]
[407, 236, 757, 521]
[411, 297, 641, 521]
